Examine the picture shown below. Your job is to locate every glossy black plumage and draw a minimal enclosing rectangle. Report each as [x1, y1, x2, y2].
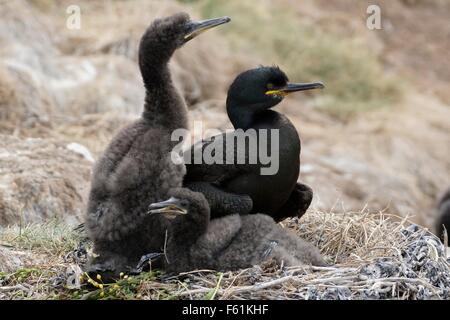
[184, 67, 321, 222]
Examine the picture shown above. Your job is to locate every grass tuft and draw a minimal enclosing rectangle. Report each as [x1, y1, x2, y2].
[0, 219, 83, 255]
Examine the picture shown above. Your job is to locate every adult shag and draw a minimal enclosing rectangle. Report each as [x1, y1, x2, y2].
[184, 66, 324, 222]
[84, 13, 231, 278]
[147, 189, 327, 273]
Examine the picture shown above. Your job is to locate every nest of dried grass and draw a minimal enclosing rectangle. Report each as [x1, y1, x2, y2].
[1, 210, 449, 300]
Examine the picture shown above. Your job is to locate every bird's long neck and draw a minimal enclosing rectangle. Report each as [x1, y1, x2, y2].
[226, 99, 273, 130]
[138, 34, 188, 132]
[227, 108, 254, 130]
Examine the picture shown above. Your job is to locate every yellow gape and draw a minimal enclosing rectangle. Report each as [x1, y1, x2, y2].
[265, 89, 289, 97]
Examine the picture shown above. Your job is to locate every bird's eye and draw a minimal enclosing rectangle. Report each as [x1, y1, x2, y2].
[180, 200, 189, 208]
[266, 83, 274, 90]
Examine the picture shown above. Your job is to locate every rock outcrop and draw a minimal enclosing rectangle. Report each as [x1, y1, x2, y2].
[0, 135, 92, 226]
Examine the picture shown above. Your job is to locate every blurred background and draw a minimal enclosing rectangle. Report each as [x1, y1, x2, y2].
[0, 0, 449, 232]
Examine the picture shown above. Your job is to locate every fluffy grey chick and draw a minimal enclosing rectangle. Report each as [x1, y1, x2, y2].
[85, 13, 231, 277]
[148, 188, 327, 274]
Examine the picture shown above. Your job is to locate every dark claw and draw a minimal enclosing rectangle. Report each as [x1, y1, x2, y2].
[262, 240, 278, 259]
[133, 252, 164, 273]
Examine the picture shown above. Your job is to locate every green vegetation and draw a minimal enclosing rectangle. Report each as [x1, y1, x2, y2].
[0, 221, 174, 300]
[193, 0, 402, 117]
[12, 268, 43, 282]
[0, 264, 169, 300]
[60, 271, 163, 300]
[0, 219, 83, 255]
[203, 272, 223, 300]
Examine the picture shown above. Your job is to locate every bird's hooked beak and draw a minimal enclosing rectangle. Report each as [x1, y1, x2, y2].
[184, 16, 231, 42]
[148, 197, 188, 219]
[265, 82, 325, 98]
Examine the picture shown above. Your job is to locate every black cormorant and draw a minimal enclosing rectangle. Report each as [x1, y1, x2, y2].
[147, 188, 327, 273]
[84, 13, 231, 278]
[184, 66, 324, 222]
[435, 187, 450, 242]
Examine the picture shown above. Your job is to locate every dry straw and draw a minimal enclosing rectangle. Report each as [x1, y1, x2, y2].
[1, 209, 449, 300]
